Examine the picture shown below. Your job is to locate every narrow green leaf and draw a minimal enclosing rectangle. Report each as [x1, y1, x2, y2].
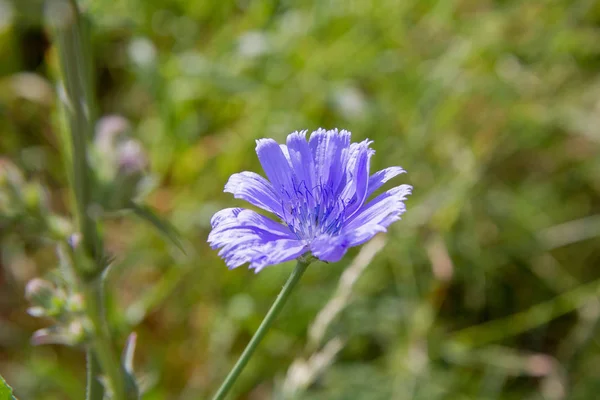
[0, 375, 17, 400]
[129, 202, 186, 254]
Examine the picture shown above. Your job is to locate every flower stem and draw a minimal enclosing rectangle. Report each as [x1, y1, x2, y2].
[53, 0, 100, 261]
[211, 259, 311, 400]
[86, 350, 103, 400]
[50, 1, 130, 399]
[82, 278, 130, 400]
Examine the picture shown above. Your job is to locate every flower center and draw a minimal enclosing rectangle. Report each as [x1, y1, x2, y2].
[280, 181, 347, 241]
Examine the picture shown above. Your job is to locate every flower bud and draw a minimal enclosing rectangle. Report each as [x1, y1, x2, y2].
[66, 293, 85, 313]
[68, 232, 82, 250]
[27, 306, 47, 318]
[31, 320, 86, 347]
[118, 140, 148, 175]
[25, 278, 64, 317]
[25, 278, 55, 307]
[92, 116, 151, 212]
[92, 115, 132, 187]
[94, 115, 131, 154]
[66, 320, 86, 342]
[31, 327, 65, 346]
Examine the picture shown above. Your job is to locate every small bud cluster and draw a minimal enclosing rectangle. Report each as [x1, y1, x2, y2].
[91, 115, 153, 212]
[0, 158, 72, 240]
[25, 278, 88, 347]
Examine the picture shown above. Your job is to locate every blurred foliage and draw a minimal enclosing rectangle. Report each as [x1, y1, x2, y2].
[1, 0, 600, 399]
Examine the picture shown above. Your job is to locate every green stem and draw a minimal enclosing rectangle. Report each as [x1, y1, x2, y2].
[50, 1, 130, 399]
[53, 0, 100, 261]
[82, 279, 128, 400]
[86, 350, 103, 400]
[211, 259, 311, 400]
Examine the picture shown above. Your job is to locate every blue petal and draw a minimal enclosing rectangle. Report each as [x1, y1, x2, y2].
[280, 144, 292, 166]
[219, 238, 272, 269]
[210, 207, 243, 228]
[208, 209, 294, 249]
[208, 208, 295, 248]
[308, 128, 351, 191]
[342, 140, 374, 216]
[224, 172, 283, 216]
[345, 224, 387, 247]
[345, 184, 412, 231]
[249, 239, 308, 272]
[310, 234, 350, 262]
[234, 209, 294, 237]
[366, 167, 406, 198]
[286, 130, 315, 190]
[256, 138, 295, 196]
[208, 209, 301, 270]
[209, 226, 281, 250]
[220, 238, 306, 271]
[338, 140, 374, 213]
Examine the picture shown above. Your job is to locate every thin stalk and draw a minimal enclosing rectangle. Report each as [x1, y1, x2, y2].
[86, 351, 103, 400]
[211, 260, 311, 400]
[50, 0, 130, 399]
[82, 278, 129, 400]
[53, 0, 100, 260]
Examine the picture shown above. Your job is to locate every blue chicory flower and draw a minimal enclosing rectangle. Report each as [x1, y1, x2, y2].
[208, 128, 412, 272]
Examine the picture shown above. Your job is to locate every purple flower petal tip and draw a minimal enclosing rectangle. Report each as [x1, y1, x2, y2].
[209, 128, 412, 271]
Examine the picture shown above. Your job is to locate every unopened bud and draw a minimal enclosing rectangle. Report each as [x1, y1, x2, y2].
[66, 293, 85, 313]
[117, 140, 148, 176]
[27, 306, 47, 318]
[92, 116, 152, 212]
[97, 139, 150, 211]
[31, 328, 64, 346]
[68, 233, 82, 250]
[67, 320, 86, 342]
[25, 278, 64, 317]
[95, 115, 131, 154]
[25, 278, 55, 307]
[31, 322, 85, 347]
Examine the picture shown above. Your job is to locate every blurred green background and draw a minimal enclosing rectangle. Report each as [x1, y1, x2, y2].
[2, 0, 600, 399]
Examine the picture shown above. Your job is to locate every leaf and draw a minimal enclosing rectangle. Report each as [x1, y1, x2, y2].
[129, 202, 186, 254]
[0, 375, 17, 400]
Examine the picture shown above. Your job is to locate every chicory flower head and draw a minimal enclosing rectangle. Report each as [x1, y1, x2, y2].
[209, 129, 412, 272]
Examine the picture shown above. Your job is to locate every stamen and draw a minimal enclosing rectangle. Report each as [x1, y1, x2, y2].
[280, 182, 346, 241]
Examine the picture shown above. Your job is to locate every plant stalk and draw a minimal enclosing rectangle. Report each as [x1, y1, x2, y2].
[82, 278, 129, 400]
[50, 0, 130, 399]
[211, 259, 311, 400]
[53, 0, 100, 261]
[86, 350, 103, 400]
